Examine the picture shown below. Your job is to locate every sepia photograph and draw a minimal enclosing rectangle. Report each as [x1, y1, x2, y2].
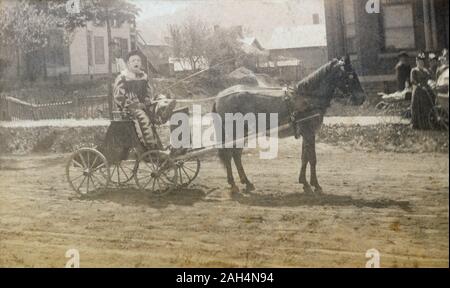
[0, 0, 448, 269]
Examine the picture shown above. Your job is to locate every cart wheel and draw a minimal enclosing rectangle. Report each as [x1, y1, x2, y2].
[176, 157, 201, 187]
[66, 148, 110, 196]
[110, 149, 138, 186]
[429, 107, 449, 131]
[134, 150, 178, 196]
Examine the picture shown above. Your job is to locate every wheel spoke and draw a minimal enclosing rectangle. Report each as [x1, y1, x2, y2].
[158, 175, 169, 185]
[77, 176, 87, 193]
[92, 163, 106, 173]
[111, 165, 117, 178]
[161, 171, 176, 184]
[71, 173, 85, 182]
[144, 176, 154, 190]
[89, 175, 98, 192]
[71, 174, 85, 188]
[146, 159, 158, 171]
[182, 164, 197, 173]
[91, 173, 106, 187]
[181, 166, 192, 181]
[123, 162, 135, 171]
[72, 159, 83, 168]
[151, 177, 157, 191]
[79, 152, 87, 168]
[155, 178, 162, 192]
[119, 165, 130, 180]
[90, 155, 99, 169]
[144, 162, 156, 173]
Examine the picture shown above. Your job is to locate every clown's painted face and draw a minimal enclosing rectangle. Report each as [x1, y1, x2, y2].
[128, 55, 142, 74]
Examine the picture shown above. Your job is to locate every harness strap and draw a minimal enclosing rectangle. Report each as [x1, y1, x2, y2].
[284, 89, 322, 139]
[284, 89, 301, 139]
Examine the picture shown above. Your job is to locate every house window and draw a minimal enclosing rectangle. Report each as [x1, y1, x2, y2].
[47, 30, 66, 66]
[312, 13, 320, 25]
[342, 0, 356, 54]
[113, 37, 129, 61]
[87, 31, 93, 66]
[382, 4, 415, 50]
[94, 36, 105, 65]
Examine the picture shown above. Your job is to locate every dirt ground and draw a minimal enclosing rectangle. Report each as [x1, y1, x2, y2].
[0, 138, 448, 268]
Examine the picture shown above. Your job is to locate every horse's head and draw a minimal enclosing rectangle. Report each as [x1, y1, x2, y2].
[151, 95, 177, 125]
[332, 55, 366, 106]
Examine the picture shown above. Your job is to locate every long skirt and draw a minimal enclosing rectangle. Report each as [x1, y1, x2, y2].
[411, 86, 435, 130]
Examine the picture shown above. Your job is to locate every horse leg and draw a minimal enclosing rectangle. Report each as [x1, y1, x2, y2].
[232, 149, 255, 193]
[299, 137, 313, 194]
[308, 135, 322, 193]
[218, 149, 239, 195]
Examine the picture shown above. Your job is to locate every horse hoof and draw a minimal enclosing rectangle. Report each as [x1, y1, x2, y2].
[231, 185, 240, 195]
[303, 185, 314, 195]
[314, 186, 323, 194]
[245, 183, 255, 193]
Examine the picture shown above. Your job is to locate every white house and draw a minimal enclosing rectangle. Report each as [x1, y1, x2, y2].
[46, 20, 136, 80]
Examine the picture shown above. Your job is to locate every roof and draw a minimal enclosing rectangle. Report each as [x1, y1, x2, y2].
[238, 37, 268, 56]
[265, 25, 327, 50]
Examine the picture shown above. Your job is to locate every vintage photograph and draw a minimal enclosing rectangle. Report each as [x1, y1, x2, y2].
[0, 0, 448, 268]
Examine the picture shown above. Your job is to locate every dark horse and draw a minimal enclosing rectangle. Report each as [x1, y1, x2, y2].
[213, 56, 366, 195]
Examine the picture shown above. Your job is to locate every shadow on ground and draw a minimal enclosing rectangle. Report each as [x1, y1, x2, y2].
[74, 185, 412, 212]
[232, 191, 412, 212]
[74, 186, 206, 209]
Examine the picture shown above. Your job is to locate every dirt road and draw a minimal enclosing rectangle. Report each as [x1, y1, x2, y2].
[0, 138, 448, 267]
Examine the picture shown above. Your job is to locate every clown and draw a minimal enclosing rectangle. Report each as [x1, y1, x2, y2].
[114, 50, 154, 148]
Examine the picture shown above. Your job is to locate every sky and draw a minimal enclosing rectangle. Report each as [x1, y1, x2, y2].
[131, 0, 325, 47]
[132, 0, 189, 20]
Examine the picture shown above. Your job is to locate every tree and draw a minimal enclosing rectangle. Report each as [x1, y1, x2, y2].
[167, 21, 252, 76]
[0, 1, 56, 78]
[168, 18, 210, 72]
[0, 0, 89, 80]
[206, 26, 244, 73]
[0, 0, 139, 118]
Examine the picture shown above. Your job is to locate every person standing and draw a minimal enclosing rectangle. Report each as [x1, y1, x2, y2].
[428, 52, 439, 80]
[436, 49, 449, 79]
[395, 51, 412, 92]
[410, 52, 435, 130]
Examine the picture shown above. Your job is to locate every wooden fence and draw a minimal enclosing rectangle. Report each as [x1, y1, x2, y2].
[0, 94, 109, 121]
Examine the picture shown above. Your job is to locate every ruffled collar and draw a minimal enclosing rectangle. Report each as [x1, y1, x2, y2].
[120, 69, 148, 81]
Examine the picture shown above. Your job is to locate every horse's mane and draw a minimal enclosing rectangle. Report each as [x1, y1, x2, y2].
[296, 59, 340, 93]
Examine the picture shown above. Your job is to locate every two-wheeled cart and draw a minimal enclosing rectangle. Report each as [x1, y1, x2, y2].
[66, 108, 201, 197]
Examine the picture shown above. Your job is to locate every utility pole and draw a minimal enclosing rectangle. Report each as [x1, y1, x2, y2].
[423, 0, 433, 51]
[105, 6, 114, 120]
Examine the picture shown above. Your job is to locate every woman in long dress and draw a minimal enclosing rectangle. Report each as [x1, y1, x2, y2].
[411, 53, 435, 130]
